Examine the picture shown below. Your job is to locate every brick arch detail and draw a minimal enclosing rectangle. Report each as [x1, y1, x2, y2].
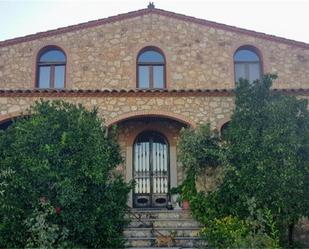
[216, 116, 231, 132]
[106, 110, 196, 128]
[132, 42, 172, 88]
[230, 42, 269, 83]
[125, 124, 177, 147]
[0, 111, 27, 124]
[32, 41, 71, 88]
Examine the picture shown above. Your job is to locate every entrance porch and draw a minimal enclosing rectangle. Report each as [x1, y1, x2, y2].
[114, 116, 189, 209]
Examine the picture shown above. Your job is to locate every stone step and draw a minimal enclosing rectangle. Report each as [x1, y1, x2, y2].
[128, 218, 200, 228]
[124, 226, 200, 238]
[125, 209, 204, 248]
[128, 209, 192, 219]
[126, 248, 197, 249]
[126, 248, 196, 249]
[125, 236, 205, 248]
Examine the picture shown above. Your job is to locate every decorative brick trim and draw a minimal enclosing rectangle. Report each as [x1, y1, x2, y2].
[153, 9, 309, 49]
[32, 43, 71, 89]
[0, 88, 234, 97]
[0, 109, 196, 131]
[1, 8, 309, 50]
[106, 110, 196, 128]
[133, 45, 171, 88]
[0, 111, 27, 124]
[0, 88, 307, 97]
[216, 117, 231, 132]
[124, 124, 179, 147]
[135, 44, 171, 89]
[230, 44, 269, 82]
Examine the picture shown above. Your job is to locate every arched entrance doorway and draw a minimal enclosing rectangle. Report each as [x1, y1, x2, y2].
[133, 130, 170, 208]
[0, 115, 29, 130]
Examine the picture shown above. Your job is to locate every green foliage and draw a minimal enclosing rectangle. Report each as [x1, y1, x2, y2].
[195, 196, 280, 249]
[0, 100, 131, 248]
[170, 172, 196, 202]
[200, 216, 249, 249]
[178, 124, 222, 174]
[222, 75, 309, 243]
[188, 191, 222, 224]
[183, 176, 281, 248]
[178, 74, 309, 247]
[242, 198, 280, 249]
[24, 199, 73, 249]
[177, 123, 227, 221]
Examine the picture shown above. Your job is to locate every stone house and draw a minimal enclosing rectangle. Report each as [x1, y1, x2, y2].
[0, 5, 309, 212]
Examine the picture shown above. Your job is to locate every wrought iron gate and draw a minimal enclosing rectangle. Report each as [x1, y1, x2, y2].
[133, 131, 170, 208]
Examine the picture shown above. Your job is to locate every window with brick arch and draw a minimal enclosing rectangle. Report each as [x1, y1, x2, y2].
[234, 46, 262, 83]
[36, 47, 66, 88]
[137, 47, 166, 89]
[220, 121, 230, 140]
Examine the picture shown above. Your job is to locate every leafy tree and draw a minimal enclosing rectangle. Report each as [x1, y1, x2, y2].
[0, 100, 131, 248]
[222, 75, 309, 246]
[177, 123, 280, 248]
[178, 124, 222, 174]
[176, 124, 222, 202]
[178, 75, 309, 247]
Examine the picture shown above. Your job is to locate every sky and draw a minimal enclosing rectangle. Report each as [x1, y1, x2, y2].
[0, 0, 309, 44]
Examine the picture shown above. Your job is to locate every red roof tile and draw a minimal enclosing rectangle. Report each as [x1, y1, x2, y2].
[0, 88, 308, 97]
[0, 8, 309, 49]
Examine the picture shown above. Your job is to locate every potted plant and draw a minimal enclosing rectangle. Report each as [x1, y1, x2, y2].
[182, 199, 190, 210]
[170, 186, 190, 210]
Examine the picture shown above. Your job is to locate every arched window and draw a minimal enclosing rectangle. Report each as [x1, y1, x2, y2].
[234, 46, 262, 83]
[36, 47, 66, 88]
[137, 47, 166, 88]
[220, 121, 230, 139]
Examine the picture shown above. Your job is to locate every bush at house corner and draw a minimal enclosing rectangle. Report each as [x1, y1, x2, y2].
[178, 75, 309, 248]
[0, 100, 131, 248]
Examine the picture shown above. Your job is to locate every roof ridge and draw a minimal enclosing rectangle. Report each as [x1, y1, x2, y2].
[154, 8, 309, 49]
[0, 7, 309, 49]
[0, 8, 151, 47]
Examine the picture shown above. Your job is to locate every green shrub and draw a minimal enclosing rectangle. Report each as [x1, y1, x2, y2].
[178, 124, 222, 174]
[178, 75, 309, 247]
[0, 100, 131, 248]
[24, 199, 73, 249]
[223, 75, 309, 245]
[200, 216, 248, 249]
[200, 213, 280, 249]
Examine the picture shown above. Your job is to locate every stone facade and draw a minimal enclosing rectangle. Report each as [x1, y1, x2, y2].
[0, 7, 309, 243]
[0, 94, 234, 128]
[1, 9, 309, 90]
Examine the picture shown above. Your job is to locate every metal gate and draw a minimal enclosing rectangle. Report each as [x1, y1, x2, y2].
[133, 131, 170, 208]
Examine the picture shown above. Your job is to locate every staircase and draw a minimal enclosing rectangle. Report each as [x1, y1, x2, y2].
[125, 209, 206, 248]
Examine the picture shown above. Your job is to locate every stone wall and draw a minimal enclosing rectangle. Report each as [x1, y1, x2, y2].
[1, 13, 309, 90]
[295, 218, 309, 246]
[196, 167, 224, 193]
[0, 94, 235, 129]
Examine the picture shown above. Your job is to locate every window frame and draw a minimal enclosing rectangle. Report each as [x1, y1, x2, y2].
[136, 47, 166, 89]
[233, 45, 263, 83]
[36, 46, 67, 89]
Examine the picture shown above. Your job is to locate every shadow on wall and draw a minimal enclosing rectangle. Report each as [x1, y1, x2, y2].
[0, 119, 14, 130]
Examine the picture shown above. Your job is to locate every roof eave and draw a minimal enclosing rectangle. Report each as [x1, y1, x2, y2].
[0, 8, 309, 49]
[0, 88, 308, 97]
